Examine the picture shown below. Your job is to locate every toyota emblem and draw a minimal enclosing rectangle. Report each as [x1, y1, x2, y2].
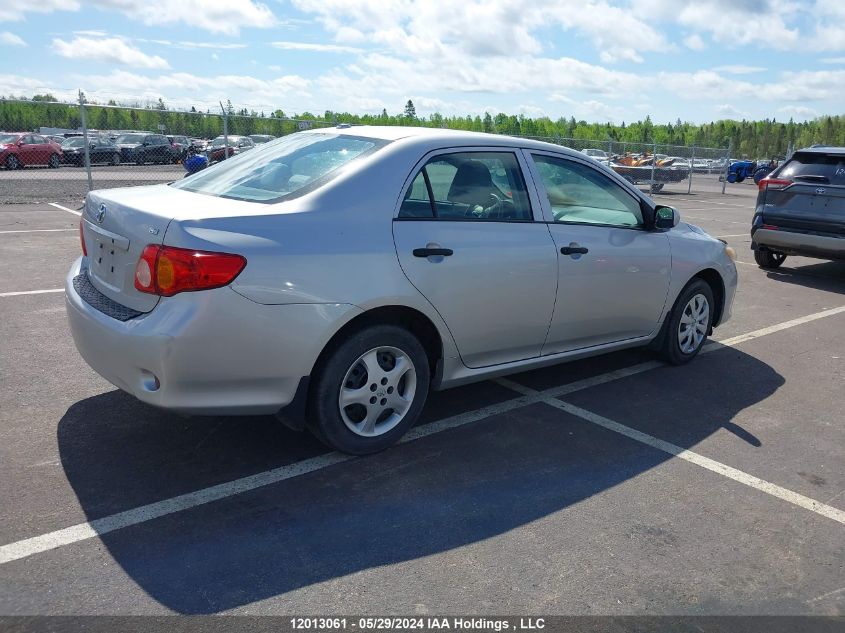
[815, 188, 826, 195]
[96, 203, 106, 223]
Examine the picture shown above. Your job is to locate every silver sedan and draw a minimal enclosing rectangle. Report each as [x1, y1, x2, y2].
[66, 127, 738, 454]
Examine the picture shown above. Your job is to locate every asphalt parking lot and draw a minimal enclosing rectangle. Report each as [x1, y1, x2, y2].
[0, 181, 843, 616]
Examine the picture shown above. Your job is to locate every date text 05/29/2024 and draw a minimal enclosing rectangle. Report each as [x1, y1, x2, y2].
[290, 618, 547, 631]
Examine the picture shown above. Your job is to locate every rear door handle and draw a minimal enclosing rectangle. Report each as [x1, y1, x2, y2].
[413, 248, 453, 257]
[560, 245, 589, 255]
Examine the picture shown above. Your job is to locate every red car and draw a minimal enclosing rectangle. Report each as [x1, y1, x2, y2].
[1, 132, 64, 169]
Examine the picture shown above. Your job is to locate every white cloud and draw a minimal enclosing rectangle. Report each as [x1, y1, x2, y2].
[52, 69, 313, 111]
[715, 103, 746, 119]
[0, 0, 78, 22]
[293, 0, 666, 63]
[271, 41, 363, 54]
[87, 0, 276, 35]
[0, 31, 26, 46]
[143, 39, 247, 50]
[778, 105, 818, 120]
[712, 65, 767, 75]
[819, 57, 845, 64]
[633, 0, 800, 50]
[52, 37, 170, 69]
[683, 34, 704, 50]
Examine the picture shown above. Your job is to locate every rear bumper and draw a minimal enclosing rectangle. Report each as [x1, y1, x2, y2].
[752, 228, 845, 261]
[65, 257, 361, 416]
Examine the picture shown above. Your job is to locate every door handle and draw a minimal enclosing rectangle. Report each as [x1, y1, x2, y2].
[560, 245, 589, 255]
[413, 247, 453, 258]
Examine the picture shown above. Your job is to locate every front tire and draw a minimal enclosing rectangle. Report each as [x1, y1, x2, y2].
[308, 325, 430, 455]
[754, 249, 786, 269]
[111, 153, 121, 166]
[5, 155, 21, 170]
[658, 279, 715, 365]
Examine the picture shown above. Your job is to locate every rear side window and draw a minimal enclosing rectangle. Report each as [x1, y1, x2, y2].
[398, 151, 533, 221]
[777, 153, 845, 185]
[173, 133, 389, 203]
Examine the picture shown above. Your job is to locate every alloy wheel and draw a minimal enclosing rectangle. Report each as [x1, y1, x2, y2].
[338, 346, 417, 438]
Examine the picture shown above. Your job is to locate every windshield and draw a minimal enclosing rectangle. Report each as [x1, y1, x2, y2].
[62, 138, 85, 148]
[0, 134, 20, 144]
[116, 134, 145, 144]
[173, 133, 389, 203]
[210, 137, 238, 148]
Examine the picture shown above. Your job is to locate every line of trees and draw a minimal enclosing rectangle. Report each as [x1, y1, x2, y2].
[2, 95, 844, 158]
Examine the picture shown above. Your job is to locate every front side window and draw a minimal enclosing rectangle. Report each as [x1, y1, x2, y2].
[173, 133, 389, 203]
[532, 154, 643, 227]
[399, 151, 533, 221]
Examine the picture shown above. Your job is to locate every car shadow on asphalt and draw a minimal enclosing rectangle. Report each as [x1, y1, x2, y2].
[764, 260, 845, 293]
[57, 348, 781, 614]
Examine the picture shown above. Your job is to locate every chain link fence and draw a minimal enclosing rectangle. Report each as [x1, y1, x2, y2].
[2, 96, 742, 204]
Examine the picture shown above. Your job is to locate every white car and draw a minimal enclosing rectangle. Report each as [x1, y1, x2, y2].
[66, 127, 738, 454]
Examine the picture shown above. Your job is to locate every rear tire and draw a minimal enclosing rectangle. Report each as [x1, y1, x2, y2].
[48, 154, 60, 169]
[111, 153, 120, 166]
[754, 249, 786, 269]
[307, 324, 430, 455]
[658, 279, 715, 365]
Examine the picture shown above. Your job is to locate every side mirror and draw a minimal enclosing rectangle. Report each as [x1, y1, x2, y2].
[654, 205, 680, 229]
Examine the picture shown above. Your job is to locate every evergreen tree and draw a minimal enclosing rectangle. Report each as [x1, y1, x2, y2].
[403, 100, 416, 119]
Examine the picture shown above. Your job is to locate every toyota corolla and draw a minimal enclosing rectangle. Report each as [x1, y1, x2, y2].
[66, 127, 738, 454]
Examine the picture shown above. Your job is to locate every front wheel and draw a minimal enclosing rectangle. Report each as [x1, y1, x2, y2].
[658, 279, 715, 365]
[308, 325, 430, 454]
[111, 153, 121, 166]
[5, 155, 21, 170]
[754, 249, 786, 269]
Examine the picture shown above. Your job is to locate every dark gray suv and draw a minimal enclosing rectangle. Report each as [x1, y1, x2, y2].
[752, 146, 845, 268]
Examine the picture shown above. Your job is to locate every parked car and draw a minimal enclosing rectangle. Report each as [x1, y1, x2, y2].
[167, 135, 191, 163]
[751, 146, 845, 268]
[66, 127, 737, 454]
[61, 135, 121, 166]
[581, 148, 609, 160]
[206, 135, 255, 162]
[114, 133, 172, 165]
[249, 134, 276, 144]
[0, 132, 63, 169]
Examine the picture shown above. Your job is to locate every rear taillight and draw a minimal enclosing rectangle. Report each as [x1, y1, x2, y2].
[134, 244, 246, 297]
[79, 219, 87, 256]
[758, 177, 792, 192]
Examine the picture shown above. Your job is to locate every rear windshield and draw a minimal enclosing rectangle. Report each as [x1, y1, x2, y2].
[777, 152, 845, 186]
[173, 133, 389, 203]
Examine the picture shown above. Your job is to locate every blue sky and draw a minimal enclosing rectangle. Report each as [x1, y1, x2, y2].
[1, 0, 844, 124]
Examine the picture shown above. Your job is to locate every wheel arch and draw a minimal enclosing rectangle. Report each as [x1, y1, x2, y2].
[691, 267, 726, 327]
[312, 304, 445, 383]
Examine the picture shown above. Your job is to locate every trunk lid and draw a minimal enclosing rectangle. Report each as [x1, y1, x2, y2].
[82, 184, 284, 312]
[82, 188, 172, 312]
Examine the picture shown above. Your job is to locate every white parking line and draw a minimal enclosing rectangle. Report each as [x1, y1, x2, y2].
[0, 229, 76, 235]
[1, 305, 844, 565]
[546, 398, 845, 526]
[48, 203, 81, 216]
[0, 289, 63, 298]
[715, 234, 751, 238]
